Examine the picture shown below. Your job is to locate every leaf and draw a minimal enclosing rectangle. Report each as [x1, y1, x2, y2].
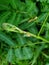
[41, 3, 49, 12]
[23, 47, 33, 60]
[28, 24, 38, 35]
[0, 32, 15, 46]
[25, 0, 38, 17]
[45, 23, 49, 41]
[46, 63, 49, 65]
[45, 30, 49, 41]
[31, 44, 45, 65]
[37, 0, 49, 3]
[0, 4, 10, 10]
[20, 13, 47, 30]
[0, 0, 10, 5]
[15, 0, 25, 11]
[7, 12, 16, 24]
[6, 49, 13, 62]
[16, 33, 26, 46]
[15, 47, 33, 60]
[14, 14, 22, 26]
[9, 0, 17, 9]
[15, 48, 23, 60]
[0, 11, 11, 26]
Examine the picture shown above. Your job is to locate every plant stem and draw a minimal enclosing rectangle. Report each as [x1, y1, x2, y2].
[2, 23, 49, 43]
[38, 13, 49, 36]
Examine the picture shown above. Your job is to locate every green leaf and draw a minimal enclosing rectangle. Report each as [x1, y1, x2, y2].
[0, 11, 11, 26]
[14, 14, 22, 26]
[31, 44, 45, 65]
[15, 48, 23, 60]
[25, 0, 38, 17]
[9, 0, 17, 9]
[0, 32, 15, 46]
[7, 12, 16, 24]
[23, 47, 33, 60]
[15, 47, 33, 60]
[45, 23, 49, 41]
[0, 4, 10, 10]
[0, 0, 10, 5]
[20, 13, 47, 30]
[16, 33, 26, 46]
[6, 49, 13, 62]
[46, 63, 49, 65]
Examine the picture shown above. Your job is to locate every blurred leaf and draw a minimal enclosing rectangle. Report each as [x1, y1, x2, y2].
[23, 47, 33, 60]
[15, 48, 23, 60]
[0, 32, 15, 46]
[16, 33, 26, 46]
[6, 49, 13, 62]
[0, 11, 11, 26]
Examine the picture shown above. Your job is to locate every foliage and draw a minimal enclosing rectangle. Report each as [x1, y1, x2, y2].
[0, 0, 49, 65]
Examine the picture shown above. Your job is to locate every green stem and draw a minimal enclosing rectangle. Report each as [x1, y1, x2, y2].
[42, 52, 49, 59]
[38, 13, 49, 36]
[2, 23, 49, 43]
[24, 32, 49, 43]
